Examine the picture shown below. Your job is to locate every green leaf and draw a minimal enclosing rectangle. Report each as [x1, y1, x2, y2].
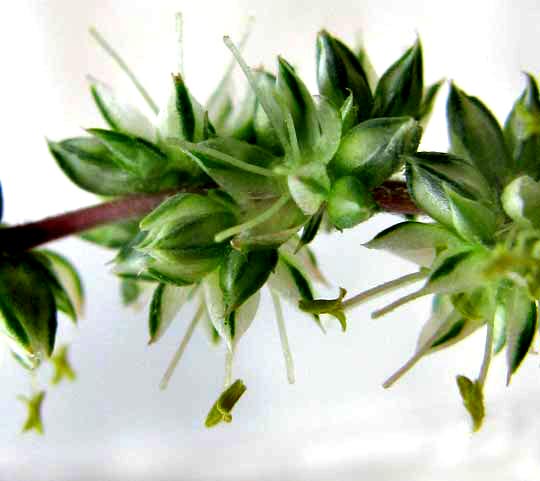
[253, 71, 285, 156]
[18, 391, 46, 434]
[180, 138, 283, 204]
[203, 270, 260, 351]
[339, 93, 357, 135]
[200, 308, 222, 346]
[365, 221, 464, 267]
[48, 137, 164, 196]
[492, 281, 510, 354]
[426, 248, 492, 295]
[87, 128, 168, 179]
[88, 76, 155, 141]
[456, 375, 485, 432]
[383, 295, 484, 388]
[37, 250, 84, 319]
[356, 43, 378, 92]
[148, 283, 193, 344]
[137, 194, 236, 275]
[501, 175, 540, 228]
[157, 74, 206, 143]
[0, 255, 58, 363]
[417, 79, 444, 127]
[276, 56, 320, 157]
[121, 279, 142, 306]
[296, 204, 325, 252]
[405, 152, 495, 229]
[112, 232, 157, 282]
[214, 87, 257, 140]
[288, 161, 331, 215]
[504, 73, 540, 178]
[446, 186, 497, 244]
[230, 198, 306, 251]
[81, 219, 140, 249]
[145, 251, 224, 286]
[219, 248, 278, 313]
[451, 286, 496, 323]
[331, 117, 421, 187]
[497, 283, 537, 384]
[316, 31, 373, 121]
[140, 193, 234, 233]
[310, 96, 342, 165]
[328, 176, 376, 229]
[447, 83, 511, 189]
[372, 39, 423, 118]
[205, 379, 247, 428]
[280, 239, 327, 285]
[31, 252, 77, 322]
[416, 296, 483, 353]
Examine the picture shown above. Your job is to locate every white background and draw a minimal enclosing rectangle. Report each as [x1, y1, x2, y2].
[0, 1, 539, 480]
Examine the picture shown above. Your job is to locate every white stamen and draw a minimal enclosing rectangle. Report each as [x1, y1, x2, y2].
[223, 36, 290, 151]
[214, 195, 290, 243]
[171, 139, 278, 177]
[89, 27, 159, 114]
[479, 319, 494, 388]
[371, 289, 429, 319]
[206, 16, 255, 113]
[342, 269, 429, 310]
[159, 302, 204, 390]
[382, 323, 446, 388]
[175, 13, 184, 77]
[271, 290, 296, 384]
[224, 349, 234, 388]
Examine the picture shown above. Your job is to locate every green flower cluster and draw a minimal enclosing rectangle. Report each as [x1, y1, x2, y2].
[41, 24, 438, 426]
[364, 74, 540, 431]
[4, 15, 539, 433]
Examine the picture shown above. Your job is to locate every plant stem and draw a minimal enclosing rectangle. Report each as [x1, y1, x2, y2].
[0, 180, 419, 254]
[371, 180, 418, 214]
[0, 188, 201, 253]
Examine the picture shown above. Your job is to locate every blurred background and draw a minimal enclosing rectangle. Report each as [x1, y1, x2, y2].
[1, 1, 539, 479]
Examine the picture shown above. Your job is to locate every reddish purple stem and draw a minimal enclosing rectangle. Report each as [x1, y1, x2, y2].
[0, 181, 419, 254]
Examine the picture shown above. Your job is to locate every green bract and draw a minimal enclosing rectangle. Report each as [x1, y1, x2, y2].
[0, 251, 82, 370]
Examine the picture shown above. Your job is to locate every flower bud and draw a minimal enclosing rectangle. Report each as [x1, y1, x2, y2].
[328, 176, 377, 229]
[135, 193, 237, 285]
[331, 117, 421, 188]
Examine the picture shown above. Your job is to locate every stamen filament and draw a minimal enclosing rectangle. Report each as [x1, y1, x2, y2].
[174, 140, 279, 177]
[175, 13, 184, 76]
[342, 269, 429, 310]
[371, 289, 429, 319]
[278, 93, 302, 165]
[206, 16, 255, 113]
[479, 319, 493, 388]
[214, 195, 290, 243]
[89, 27, 159, 114]
[271, 290, 295, 384]
[223, 36, 290, 151]
[224, 349, 234, 388]
[159, 302, 205, 390]
[382, 322, 448, 388]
